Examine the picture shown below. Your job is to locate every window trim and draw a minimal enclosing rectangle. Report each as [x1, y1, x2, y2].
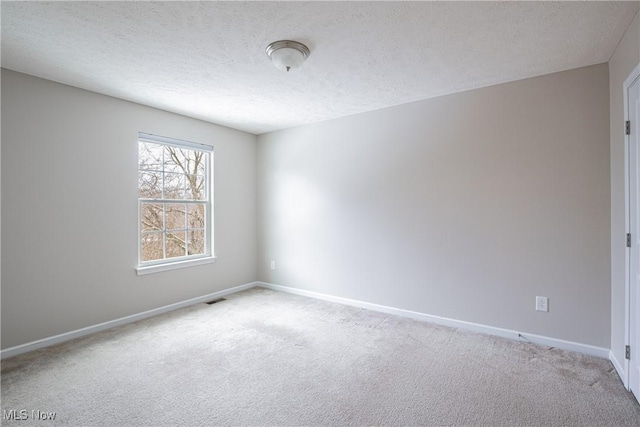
[136, 132, 214, 274]
[136, 256, 216, 276]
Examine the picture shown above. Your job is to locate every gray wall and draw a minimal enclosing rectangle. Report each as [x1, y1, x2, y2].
[1, 69, 257, 349]
[1, 60, 617, 351]
[257, 64, 611, 348]
[609, 10, 640, 367]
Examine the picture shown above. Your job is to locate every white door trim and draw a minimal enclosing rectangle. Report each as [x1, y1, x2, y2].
[623, 62, 640, 392]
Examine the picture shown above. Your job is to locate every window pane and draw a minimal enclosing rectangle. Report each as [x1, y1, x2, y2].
[164, 173, 186, 199]
[187, 229, 205, 255]
[165, 203, 186, 231]
[164, 146, 188, 173]
[186, 175, 205, 200]
[139, 142, 164, 171]
[141, 203, 163, 231]
[138, 171, 162, 198]
[165, 146, 206, 175]
[166, 231, 186, 258]
[188, 204, 205, 229]
[141, 232, 163, 261]
[192, 152, 206, 176]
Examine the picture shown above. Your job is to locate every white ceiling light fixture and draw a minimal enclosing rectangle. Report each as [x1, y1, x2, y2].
[265, 40, 310, 72]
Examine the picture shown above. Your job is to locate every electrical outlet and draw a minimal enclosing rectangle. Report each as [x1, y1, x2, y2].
[536, 296, 549, 312]
[270, 260, 276, 270]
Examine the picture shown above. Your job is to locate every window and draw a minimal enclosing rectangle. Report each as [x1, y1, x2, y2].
[137, 133, 214, 274]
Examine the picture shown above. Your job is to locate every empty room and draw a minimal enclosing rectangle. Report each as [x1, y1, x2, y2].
[2, 1, 640, 425]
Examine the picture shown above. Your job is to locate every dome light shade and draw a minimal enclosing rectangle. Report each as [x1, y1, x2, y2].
[265, 40, 310, 72]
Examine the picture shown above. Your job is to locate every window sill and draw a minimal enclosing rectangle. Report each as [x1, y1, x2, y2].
[136, 256, 216, 276]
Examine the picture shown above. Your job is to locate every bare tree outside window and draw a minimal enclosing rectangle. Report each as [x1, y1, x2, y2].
[138, 136, 211, 264]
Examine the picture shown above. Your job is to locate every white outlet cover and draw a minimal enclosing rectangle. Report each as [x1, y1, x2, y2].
[270, 261, 276, 270]
[536, 296, 549, 312]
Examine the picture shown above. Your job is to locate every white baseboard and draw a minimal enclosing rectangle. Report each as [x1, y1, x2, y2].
[0, 281, 259, 360]
[3, 280, 612, 361]
[258, 281, 610, 359]
[609, 350, 628, 387]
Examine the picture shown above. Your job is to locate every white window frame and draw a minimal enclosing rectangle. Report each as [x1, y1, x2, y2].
[136, 132, 215, 275]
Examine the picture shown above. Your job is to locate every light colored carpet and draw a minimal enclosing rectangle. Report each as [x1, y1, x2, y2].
[2, 287, 639, 426]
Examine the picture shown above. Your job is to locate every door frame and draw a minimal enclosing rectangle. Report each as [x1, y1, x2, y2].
[624, 62, 640, 392]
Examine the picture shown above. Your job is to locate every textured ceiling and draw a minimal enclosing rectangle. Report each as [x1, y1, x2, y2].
[2, 1, 639, 135]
